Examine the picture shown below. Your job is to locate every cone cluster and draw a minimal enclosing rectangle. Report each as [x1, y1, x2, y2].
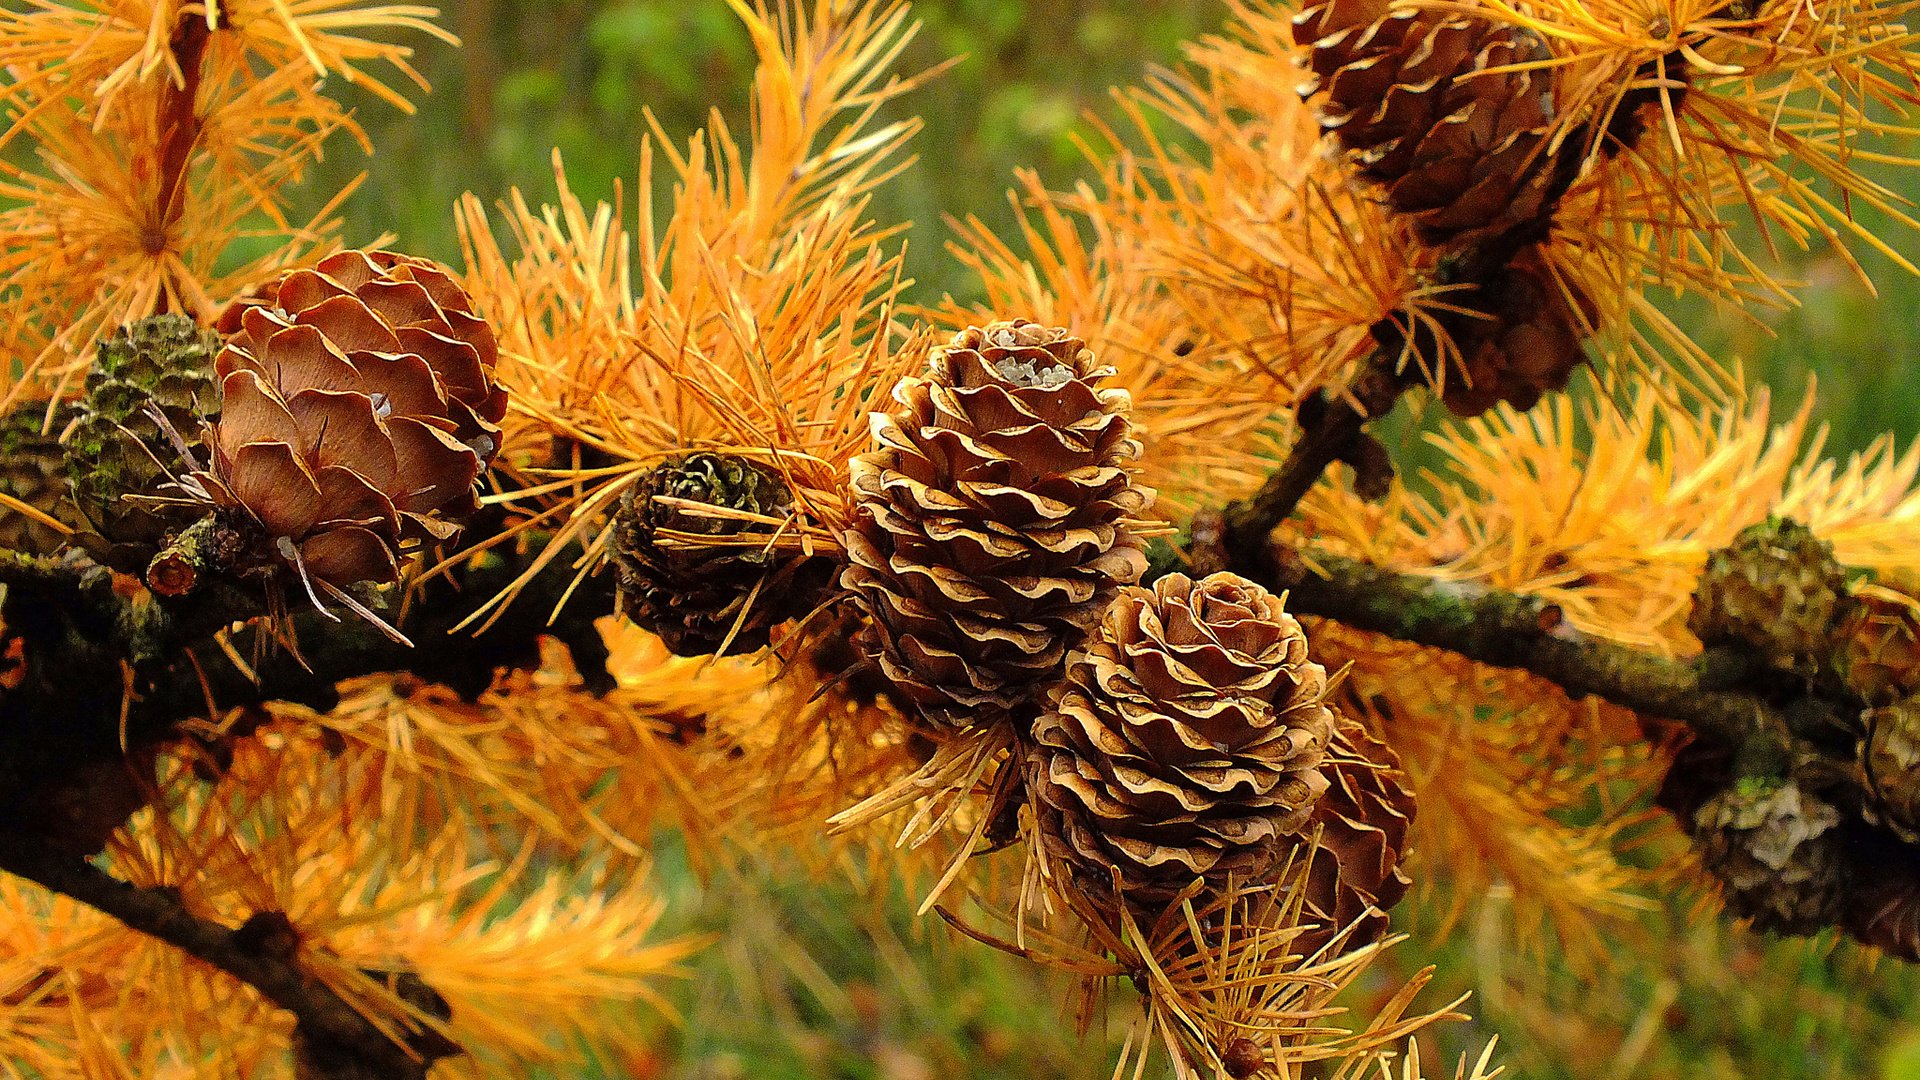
[1689, 518, 1853, 678]
[65, 315, 221, 568]
[612, 454, 833, 656]
[1293, 0, 1563, 244]
[1027, 573, 1335, 910]
[191, 250, 506, 589]
[0, 401, 77, 557]
[841, 320, 1151, 729]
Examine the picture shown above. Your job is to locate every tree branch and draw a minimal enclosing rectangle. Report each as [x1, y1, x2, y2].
[0, 526, 617, 853]
[1208, 352, 1413, 568]
[0, 528, 617, 1072]
[1253, 544, 1866, 808]
[0, 835, 454, 1078]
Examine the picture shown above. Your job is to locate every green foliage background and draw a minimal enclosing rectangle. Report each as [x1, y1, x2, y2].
[297, 2, 1920, 1076]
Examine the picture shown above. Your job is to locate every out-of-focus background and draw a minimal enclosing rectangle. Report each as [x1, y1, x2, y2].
[292, 3, 1920, 1077]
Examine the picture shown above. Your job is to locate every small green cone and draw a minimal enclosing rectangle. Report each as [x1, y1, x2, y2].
[0, 400, 81, 556]
[65, 315, 221, 571]
[1689, 517, 1853, 678]
[611, 453, 833, 656]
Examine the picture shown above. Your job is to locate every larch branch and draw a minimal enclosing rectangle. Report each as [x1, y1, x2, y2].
[1251, 544, 1868, 809]
[0, 836, 452, 1079]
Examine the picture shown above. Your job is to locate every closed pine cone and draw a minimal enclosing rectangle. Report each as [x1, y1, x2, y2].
[1689, 517, 1853, 678]
[842, 320, 1151, 730]
[1028, 572, 1334, 912]
[1694, 780, 1847, 936]
[612, 453, 834, 656]
[1295, 710, 1415, 956]
[0, 400, 79, 557]
[65, 315, 221, 568]
[191, 250, 507, 588]
[1294, 0, 1564, 243]
[1444, 250, 1594, 416]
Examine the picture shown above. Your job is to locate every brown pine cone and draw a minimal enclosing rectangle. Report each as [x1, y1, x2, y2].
[1296, 711, 1415, 955]
[1294, 0, 1564, 243]
[184, 250, 507, 589]
[1444, 251, 1594, 416]
[1028, 573, 1334, 912]
[841, 320, 1151, 730]
[1839, 588, 1920, 706]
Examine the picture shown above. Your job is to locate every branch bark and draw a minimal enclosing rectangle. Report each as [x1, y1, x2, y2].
[1253, 544, 1869, 811]
[0, 835, 453, 1079]
[0, 529, 617, 1072]
[1210, 353, 1411, 568]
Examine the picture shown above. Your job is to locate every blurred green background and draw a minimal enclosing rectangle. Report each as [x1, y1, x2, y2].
[295, 2, 1920, 1077]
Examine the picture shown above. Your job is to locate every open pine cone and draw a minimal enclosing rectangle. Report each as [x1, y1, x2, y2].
[1028, 572, 1334, 912]
[1295, 710, 1415, 955]
[185, 250, 506, 590]
[841, 320, 1151, 730]
[1295, 0, 1564, 243]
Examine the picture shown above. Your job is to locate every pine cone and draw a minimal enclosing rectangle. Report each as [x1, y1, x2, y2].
[842, 320, 1151, 730]
[1839, 588, 1920, 706]
[0, 400, 79, 556]
[1693, 780, 1847, 935]
[1294, 0, 1564, 243]
[1865, 696, 1920, 838]
[64, 315, 220, 568]
[1295, 711, 1415, 955]
[1028, 572, 1334, 912]
[188, 250, 506, 589]
[1689, 518, 1853, 678]
[1444, 251, 1593, 416]
[1839, 831, 1920, 961]
[612, 453, 834, 656]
